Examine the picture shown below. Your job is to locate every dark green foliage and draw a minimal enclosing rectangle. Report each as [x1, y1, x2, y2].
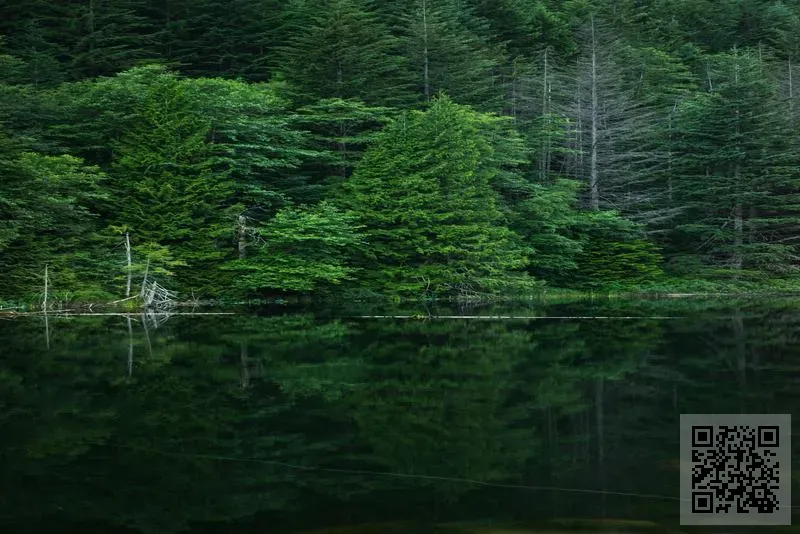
[188, 76, 320, 214]
[277, 0, 412, 106]
[669, 50, 800, 278]
[69, 0, 161, 78]
[394, 0, 507, 111]
[292, 98, 395, 190]
[569, 212, 665, 288]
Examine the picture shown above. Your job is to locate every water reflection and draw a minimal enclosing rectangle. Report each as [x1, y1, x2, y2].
[0, 300, 798, 533]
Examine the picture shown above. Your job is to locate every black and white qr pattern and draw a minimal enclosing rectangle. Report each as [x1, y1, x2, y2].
[690, 425, 781, 514]
[680, 414, 790, 526]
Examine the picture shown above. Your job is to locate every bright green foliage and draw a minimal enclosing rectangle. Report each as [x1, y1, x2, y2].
[0, 138, 108, 299]
[109, 73, 237, 294]
[224, 201, 364, 294]
[277, 0, 411, 106]
[340, 95, 537, 298]
[2, 0, 800, 300]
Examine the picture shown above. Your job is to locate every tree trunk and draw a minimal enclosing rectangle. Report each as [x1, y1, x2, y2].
[732, 53, 743, 272]
[43, 264, 49, 311]
[733, 196, 743, 271]
[125, 232, 132, 297]
[540, 48, 551, 182]
[237, 215, 247, 260]
[589, 16, 600, 210]
[422, 0, 430, 100]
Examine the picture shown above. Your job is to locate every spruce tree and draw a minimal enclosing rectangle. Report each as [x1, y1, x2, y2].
[277, 0, 412, 106]
[292, 98, 395, 191]
[670, 49, 800, 278]
[393, 0, 507, 111]
[108, 72, 237, 294]
[339, 94, 536, 297]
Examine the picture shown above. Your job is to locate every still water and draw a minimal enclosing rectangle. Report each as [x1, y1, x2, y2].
[1, 299, 798, 534]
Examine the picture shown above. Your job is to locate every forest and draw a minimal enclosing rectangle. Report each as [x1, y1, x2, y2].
[1, 0, 800, 303]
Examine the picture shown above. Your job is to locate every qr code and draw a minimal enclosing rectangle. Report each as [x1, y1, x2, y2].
[680, 414, 791, 526]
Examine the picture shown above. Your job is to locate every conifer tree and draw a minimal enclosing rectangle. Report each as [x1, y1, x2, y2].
[69, 0, 159, 78]
[108, 72, 237, 294]
[393, 0, 507, 111]
[670, 49, 800, 277]
[292, 98, 395, 191]
[277, 0, 412, 106]
[0, 128, 108, 299]
[339, 95, 536, 297]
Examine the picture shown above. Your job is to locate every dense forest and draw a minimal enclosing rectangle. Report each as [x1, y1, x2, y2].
[1, 0, 800, 302]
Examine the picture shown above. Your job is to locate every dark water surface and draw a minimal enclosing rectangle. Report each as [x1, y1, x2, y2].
[1, 299, 799, 534]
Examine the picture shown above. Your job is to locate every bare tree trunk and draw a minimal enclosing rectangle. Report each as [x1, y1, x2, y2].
[125, 232, 132, 298]
[668, 100, 678, 205]
[790, 59, 795, 123]
[589, 16, 600, 210]
[510, 57, 518, 122]
[422, 0, 430, 100]
[43, 264, 49, 311]
[237, 215, 247, 260]
[732, 53, 743, 272]
[540, 48, 551, 182]
[43, 262, 50, 349]
[575, 57, 584, 182]
[140, 259, 150, 297]
[733, 196, 743, 270]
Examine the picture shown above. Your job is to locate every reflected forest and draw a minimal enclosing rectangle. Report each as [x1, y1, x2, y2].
[2, 300, 800, 532]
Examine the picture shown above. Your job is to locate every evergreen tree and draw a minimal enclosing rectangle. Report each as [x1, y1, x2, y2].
[339, 95, 536, 297]
[393, 0, 507, 111]
[188, 76, 319, 215]
[223, 201, 364, 295]
[108, 72, 237, 294]
[669, 49, 800, 278]
[292, 98, 395, 190]
[69, 0, 159, 78]
[277, 0, 412, 106]
[0, 128, 109, 300]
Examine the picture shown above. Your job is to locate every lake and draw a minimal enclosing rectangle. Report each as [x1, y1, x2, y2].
[1, 298, 798, 534]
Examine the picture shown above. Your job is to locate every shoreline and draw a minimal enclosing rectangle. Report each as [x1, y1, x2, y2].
[3, 289, 800, 317]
